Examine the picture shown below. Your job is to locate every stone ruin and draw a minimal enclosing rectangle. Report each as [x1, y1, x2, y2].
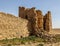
[19, 7, 52, 36]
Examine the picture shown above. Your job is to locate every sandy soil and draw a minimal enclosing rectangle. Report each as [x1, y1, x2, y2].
[49, 29, 60, 34]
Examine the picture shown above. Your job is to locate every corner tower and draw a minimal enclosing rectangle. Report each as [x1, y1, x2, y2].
[19, 7, 26, 19]
[43, 11, 52, 32]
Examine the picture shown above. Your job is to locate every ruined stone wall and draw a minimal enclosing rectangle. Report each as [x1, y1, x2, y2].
[19, 7, 26, 19]
[43, 11, 52, 32]
[0, 12, 29, 40]
[19, 7, 52, 36]
[36, 10, 43, 29]
[26, 7, 37, 35]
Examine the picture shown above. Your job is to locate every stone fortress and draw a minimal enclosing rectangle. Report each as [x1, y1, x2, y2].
[0, 7, 52, 40]
[19, 7, 52, 36]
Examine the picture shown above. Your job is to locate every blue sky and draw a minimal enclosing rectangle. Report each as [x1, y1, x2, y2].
[0, 0, 60, 28]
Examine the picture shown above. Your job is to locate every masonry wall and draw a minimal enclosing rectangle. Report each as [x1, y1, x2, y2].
[19, 7, 52, 36]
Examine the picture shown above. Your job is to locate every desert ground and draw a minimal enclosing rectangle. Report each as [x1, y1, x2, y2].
[49, 29, 60, 34]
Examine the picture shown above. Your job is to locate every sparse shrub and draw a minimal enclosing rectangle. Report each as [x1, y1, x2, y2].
[7, 44, 11, 46]
[28, 36, 36, 41]
[37, 44, 43, 46]
[0, 36, 45, 45]
[1, 35, 60, 45]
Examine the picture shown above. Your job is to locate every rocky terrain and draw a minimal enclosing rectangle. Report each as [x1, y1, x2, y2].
[0, 12, 29, 40]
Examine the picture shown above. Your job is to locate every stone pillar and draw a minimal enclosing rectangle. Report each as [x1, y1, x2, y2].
[36, 10, 43, 29]
[27, 7, 38, 35]
[44, 11, 52, 32]
[19, 7, 26, 19]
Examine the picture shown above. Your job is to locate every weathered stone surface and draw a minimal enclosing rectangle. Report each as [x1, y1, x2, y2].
[19, 7, 52, 36]
[0, 12, 29, 40]
[36, 10, 43, 29]
[19, 7, 26, 18]
[44, 11, 52, 32]
[27, 7, 37, 35]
